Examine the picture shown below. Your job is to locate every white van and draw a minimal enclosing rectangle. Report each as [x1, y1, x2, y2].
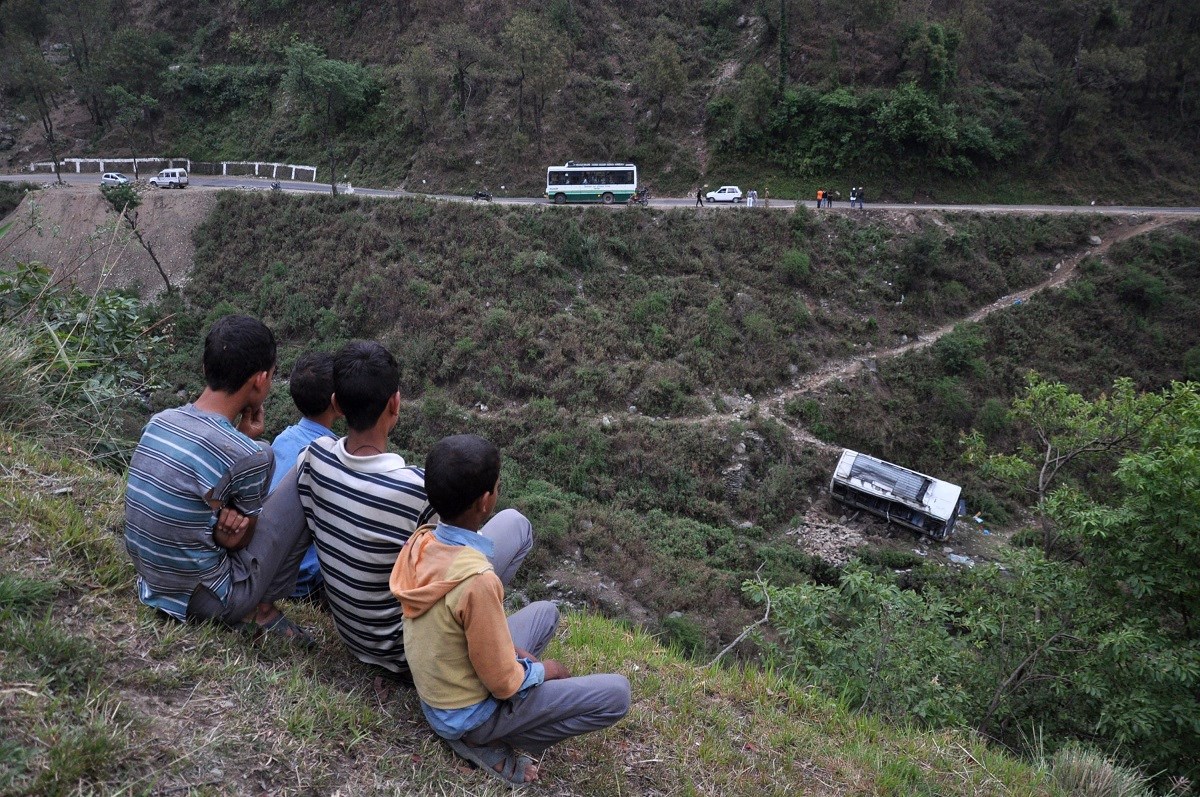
[149, 168, 188, 188]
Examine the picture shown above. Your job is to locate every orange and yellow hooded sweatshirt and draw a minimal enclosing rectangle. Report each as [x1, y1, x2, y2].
[390, 524, 529, 712]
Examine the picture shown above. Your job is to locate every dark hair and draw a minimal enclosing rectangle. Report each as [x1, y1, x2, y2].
[288, 352, 335, 417]
[424, 434, 500, 520]
[202, 315, 276, 393]
[333, 341, 399, 432]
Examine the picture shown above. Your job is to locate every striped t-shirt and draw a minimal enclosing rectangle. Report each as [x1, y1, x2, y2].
[124, 404, 272, 620]
[296, 437, 436, 672]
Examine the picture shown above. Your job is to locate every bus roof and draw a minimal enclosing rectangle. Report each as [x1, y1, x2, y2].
[559, 162, 636, 168]
[833, 449, 962, 522]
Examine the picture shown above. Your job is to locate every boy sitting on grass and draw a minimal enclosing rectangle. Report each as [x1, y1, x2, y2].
[268, 351, 340, 600]
[296, 342, 535, 678]
[124, 314, 312, 642]
[391, 434, 630, 786]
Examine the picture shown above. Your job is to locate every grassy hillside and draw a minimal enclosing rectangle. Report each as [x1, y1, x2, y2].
[0, 429, 1070, 797]
[4, 0, 1200, 203]
[111, 193, 1129, 650]
[804, 220, 1200, 519]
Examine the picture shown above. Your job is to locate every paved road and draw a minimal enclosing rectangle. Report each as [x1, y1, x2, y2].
[5, 172, 1200, 216]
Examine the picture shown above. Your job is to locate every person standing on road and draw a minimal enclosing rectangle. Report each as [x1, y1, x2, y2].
[816, 188, 824, 208]
[764, 188, 770, 208]
[695, 188, 703, 207]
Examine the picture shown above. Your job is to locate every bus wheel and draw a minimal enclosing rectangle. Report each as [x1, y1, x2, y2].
[554, 193, 567, 205]
[602, 192, 614, 205]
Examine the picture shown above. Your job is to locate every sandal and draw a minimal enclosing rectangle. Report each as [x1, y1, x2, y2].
[248, 612, 316, 648]
[446, 738, 537, 785]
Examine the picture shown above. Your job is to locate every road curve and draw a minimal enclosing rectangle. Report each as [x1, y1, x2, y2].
[4, 172, 1200, 217]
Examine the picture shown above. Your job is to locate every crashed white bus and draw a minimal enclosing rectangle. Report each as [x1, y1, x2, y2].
[830, 449, 965, 541]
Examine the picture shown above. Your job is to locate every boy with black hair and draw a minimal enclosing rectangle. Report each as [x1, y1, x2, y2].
[295, 341, 535, 676]
[268, 352, 340, 599]
[392, 434, 630, 786]
[124, 314, 312, 642]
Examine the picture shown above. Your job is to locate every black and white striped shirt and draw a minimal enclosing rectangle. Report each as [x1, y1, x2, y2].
[296, 437, 436, 672]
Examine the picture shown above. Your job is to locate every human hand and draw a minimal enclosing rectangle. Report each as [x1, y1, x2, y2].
[236, 403, 265, 439]
[541, 659, 571, 681]
[515, 646, 538, 663]
[213, 506, 253, 549]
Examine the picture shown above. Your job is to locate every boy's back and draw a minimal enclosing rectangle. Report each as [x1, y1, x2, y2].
[125, 403, 269, 618]
[297, 436, 434, 672]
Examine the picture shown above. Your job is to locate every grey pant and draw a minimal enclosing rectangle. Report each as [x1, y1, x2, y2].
[187, 466, 312, 623]
[481, 508, 534, 586]
[462, 601, 632, 757]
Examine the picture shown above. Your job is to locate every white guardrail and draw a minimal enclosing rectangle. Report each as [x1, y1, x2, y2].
[29, 158, 318, 182]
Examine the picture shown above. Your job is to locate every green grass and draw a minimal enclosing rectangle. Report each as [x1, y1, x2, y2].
[0, 428, 1072, 796]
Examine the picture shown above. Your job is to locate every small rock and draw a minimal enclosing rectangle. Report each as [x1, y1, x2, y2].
[628, 405, 637, 414]
[1087, 235, 1102, 246]
[668, 611, 683, 620]
[734, 442, 746, 455]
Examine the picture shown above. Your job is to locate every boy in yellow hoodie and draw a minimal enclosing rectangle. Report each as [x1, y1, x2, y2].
[391, 434, 630, 786]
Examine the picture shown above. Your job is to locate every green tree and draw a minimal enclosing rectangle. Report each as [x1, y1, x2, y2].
[828, 0, 896, 83]
[284, 43, 378, 195]
[2, 40, 65, 185]
[964, 374, 1164, 555]
[49, 0, 112, 126]
[639, 33, 686, 133]
[1050, 381, 1200, 634]
[501, 11, 567, 150]
[433, 25, 491, 127]
[105, 85, 158, 180]
[398, 45, 441, 132]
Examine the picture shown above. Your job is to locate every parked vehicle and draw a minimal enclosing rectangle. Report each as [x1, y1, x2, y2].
[473, 189, 493, 201]
[829, 449, 966, 541]
[705, 185, 743, 203]
[148, 168, 188, 188]
[100, 172, 130, 186]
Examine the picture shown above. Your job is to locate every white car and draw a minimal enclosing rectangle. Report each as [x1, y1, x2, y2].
[705, 185, 743, 203]
[149, 168, 188, 188]
[100, 172, 130, 186]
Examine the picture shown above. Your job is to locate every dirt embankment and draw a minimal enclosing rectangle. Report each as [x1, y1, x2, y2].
[0, 185, 216, 299]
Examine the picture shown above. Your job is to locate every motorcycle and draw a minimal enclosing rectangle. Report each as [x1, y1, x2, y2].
[627, 188, 651, 206]
[270, 181, 282, 191]
[473, 189, 493, 202]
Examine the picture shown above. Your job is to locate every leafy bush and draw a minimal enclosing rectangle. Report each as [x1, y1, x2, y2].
[0, 263, 165, 458]
[777, 249, 811, 285]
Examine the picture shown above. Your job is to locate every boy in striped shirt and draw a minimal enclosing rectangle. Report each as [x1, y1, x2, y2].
[295, 341, 534, 678]
[124, 314, 313, 641]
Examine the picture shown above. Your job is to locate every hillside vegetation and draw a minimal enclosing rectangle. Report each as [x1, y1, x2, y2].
[2, 0, 1199, 202]
[2, 186, 1198, 789]
[0, 428, 1084, 796]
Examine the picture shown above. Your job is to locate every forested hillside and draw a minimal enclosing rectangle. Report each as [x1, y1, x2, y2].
[2, 0, 1199, 202]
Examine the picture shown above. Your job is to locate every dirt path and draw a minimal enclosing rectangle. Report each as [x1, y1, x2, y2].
[615, 215, 1185, 481]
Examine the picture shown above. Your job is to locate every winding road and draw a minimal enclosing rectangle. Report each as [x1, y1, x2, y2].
[5, 172, 1200, 216]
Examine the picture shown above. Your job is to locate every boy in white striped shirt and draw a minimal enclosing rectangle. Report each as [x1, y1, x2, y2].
[296, 341, 534, 678]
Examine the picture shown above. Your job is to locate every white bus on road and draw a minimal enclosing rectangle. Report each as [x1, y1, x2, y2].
[546, 162, 637, 205]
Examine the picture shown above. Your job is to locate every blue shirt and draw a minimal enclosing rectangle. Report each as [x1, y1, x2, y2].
[268, 417, 334, 493]
[420, 522, 545, 739]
